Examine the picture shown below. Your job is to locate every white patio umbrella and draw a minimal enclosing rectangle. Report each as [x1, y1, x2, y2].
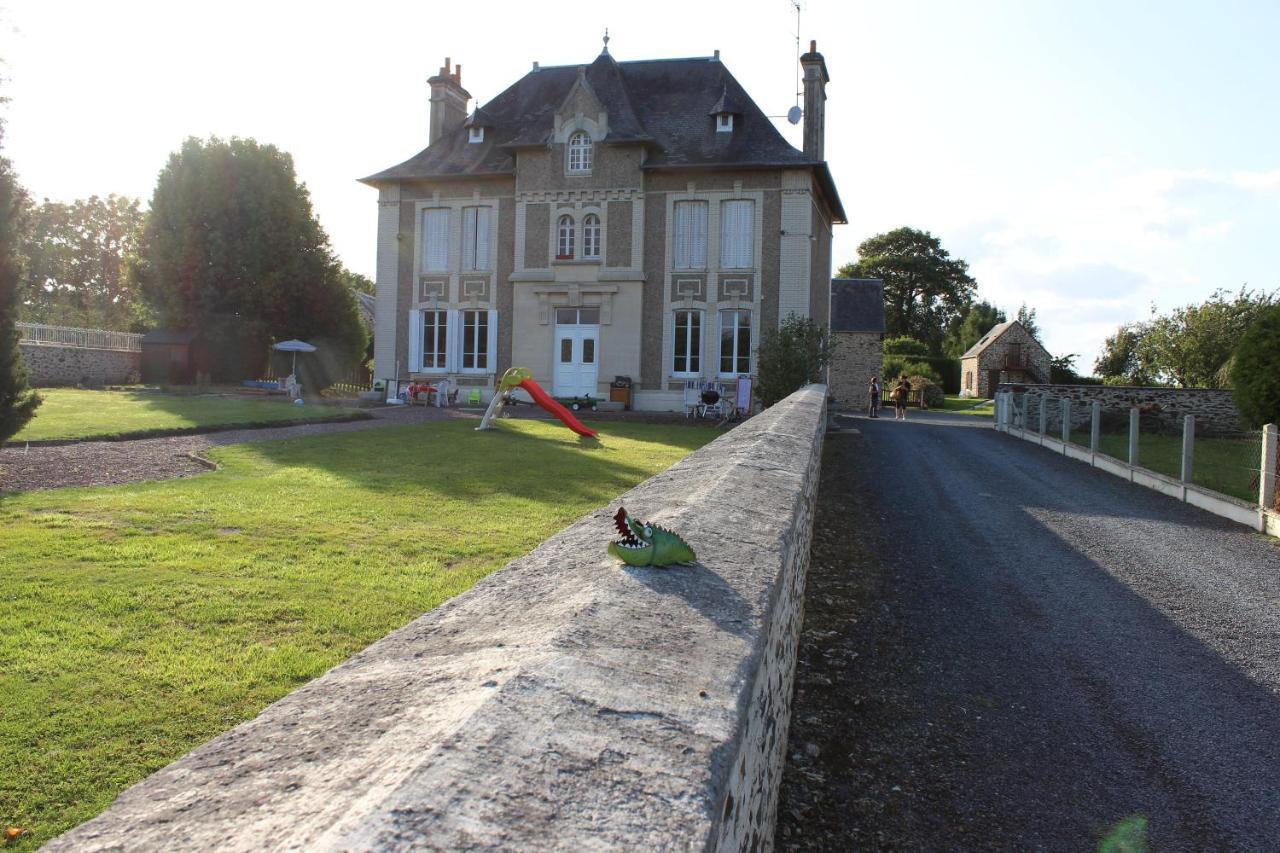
[272, 339, 317, 375]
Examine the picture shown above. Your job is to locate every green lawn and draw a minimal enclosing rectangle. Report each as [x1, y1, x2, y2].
[0, 419, 711, 846]
[938, 395, 994, 416]
[12, 389, 366, 443]
[1068, 429, 1260, 503]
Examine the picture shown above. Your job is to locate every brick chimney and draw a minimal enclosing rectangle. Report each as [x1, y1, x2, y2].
[799, 40, 828, 161]
[427, 57, 471, 146]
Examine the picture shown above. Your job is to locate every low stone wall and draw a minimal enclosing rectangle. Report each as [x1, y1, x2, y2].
[1004, 383, 1244, 436]
[48, 385, 828, 852]
[19, 343, 140, 387]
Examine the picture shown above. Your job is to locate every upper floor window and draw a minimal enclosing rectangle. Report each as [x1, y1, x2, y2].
[557, 214, 575, 259]
[567, 131, 593, 173]
[422, 209, 449, 272]
[720, 200, 754, 268]
[716, 114, 734, 133]
[673, 201, 708, 269]
[468, 126, 484, 143]
[462, 206, 491, 271]
[583, 214, 601, 259]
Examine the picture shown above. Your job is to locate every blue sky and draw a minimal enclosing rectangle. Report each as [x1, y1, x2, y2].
[2, 0, 1276, 366]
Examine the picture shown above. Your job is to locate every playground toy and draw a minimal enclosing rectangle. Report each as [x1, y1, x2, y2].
[607, 507, 697, 567]
[477, 367, 599, 438]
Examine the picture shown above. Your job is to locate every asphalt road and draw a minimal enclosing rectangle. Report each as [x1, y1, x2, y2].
[779, 410, 1280, 850]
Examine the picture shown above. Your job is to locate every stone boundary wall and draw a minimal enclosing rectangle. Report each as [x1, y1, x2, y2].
[48, 385, 829, 852]
[19, 342, 140, 387]
[1003, 382, 1244, 436]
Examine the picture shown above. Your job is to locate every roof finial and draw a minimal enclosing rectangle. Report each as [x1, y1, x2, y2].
[602, 27, 610, 55]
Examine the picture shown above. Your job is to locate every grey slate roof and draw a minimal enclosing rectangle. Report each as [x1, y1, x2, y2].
[361, 51, 844, 219]
[961, 320, 1015, 358]
[830, 279, 885, 333]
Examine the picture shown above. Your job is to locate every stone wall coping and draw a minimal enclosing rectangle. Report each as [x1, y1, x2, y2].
[48, 385, 828, 852]
[1007, 383, 1233, 395]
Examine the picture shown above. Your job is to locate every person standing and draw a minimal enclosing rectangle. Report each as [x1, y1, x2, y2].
[891, 378, 909, 420]
[867, 376, 881, 418]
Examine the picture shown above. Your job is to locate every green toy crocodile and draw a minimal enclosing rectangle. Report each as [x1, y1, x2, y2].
[607, 507, 696, 567]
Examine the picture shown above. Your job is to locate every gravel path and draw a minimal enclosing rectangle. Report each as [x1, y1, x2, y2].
[0, 405, 464, 493]
[778, 410, 1280, 850]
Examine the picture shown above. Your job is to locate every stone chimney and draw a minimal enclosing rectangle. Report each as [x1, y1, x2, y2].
[427, 57, 471, 146]
[799, 40, 828, 161]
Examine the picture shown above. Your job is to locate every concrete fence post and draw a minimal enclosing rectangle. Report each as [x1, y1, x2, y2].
[1181, 415, 1195, 484]
[1262, 424, 1278, 510]
[1129, 408, 1140, 467]
[1061, 398, 1071, 443]
[1090, 401, 1101, 455]
[1039, 396, 1047, 442]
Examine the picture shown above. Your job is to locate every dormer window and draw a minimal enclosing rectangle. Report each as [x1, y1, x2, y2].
[469, 126, 484, 143]
[716, 113, 734, 133]
[567, 131, 593, 173]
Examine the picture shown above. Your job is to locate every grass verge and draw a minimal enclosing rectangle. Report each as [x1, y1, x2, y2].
[1068, 429, 1260, 503]
[0, 419, 711, 846]
[938, 395, 994, 417]
[11, 389, 364, 443]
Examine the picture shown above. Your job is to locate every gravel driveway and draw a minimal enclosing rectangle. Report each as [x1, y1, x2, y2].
[778, 411, 1280, 850]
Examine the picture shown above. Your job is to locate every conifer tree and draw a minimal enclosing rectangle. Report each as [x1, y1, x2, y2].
[0, 115, 41, 441]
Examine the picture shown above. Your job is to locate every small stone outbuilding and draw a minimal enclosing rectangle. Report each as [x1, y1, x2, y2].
[959, 319, 1049, 398]
[827, 278, 885, 411]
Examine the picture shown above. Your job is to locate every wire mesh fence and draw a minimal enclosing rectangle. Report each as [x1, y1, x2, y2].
[1133, 408, 1182, 482]
[1043, 396, 1063, 439]
[1092, 404, 1132, 463]
[1191, 429, 1264, 504]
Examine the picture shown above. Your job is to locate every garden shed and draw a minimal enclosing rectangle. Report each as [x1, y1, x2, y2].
[141, 329, 211, 385]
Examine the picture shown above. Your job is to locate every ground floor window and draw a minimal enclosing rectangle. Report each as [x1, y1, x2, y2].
[673, 309, 702, 375]
[421, 310, 447, 370]
[719, 309, 751, 375]
[965, 370, 974, 391]
[462, 310, 489, 371]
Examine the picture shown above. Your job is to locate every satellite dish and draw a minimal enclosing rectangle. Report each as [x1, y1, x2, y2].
[787, 105, 803, 125]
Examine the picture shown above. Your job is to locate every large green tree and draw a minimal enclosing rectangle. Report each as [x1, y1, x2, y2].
[1231, 305, 1280, 429]
[943, 300, 1006, 358]
[1094, 323, 1153, 385]
[136, 136, 366, 382]
[0, 115, 41, 440]
[1137, 288, 1273, 388]
[19, 194, 146, 330]
[839, 227, 976, 354]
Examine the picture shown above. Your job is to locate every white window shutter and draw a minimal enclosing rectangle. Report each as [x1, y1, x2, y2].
[462, 208, 477, 271]
[693, 202, 707, 268]
[424, 209, 449, 272]
[722, 201, 751, 267]
[486, 309, 498, 372]
[446, 309, 459, 372]
[408, 309, 422, 371]
[476, 207, 491, 270]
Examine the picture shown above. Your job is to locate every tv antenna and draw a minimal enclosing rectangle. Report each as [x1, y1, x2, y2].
[768, 2, 804, 125]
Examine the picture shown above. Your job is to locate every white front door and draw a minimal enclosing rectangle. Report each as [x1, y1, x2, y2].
[553, 324, 599, 398]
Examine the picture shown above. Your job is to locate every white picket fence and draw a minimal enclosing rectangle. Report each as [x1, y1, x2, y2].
[17, 322, 143, 352]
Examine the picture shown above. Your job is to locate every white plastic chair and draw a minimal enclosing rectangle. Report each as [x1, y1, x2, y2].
[683, 380, 701, 418]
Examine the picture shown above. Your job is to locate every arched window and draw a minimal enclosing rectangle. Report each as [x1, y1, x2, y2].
[557, 214, 575, 259]
[567, 131, 592, 173]
[583, 214, 601, 259]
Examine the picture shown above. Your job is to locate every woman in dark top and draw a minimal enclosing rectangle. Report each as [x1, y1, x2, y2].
[867, 376, 880, 417]
[892, 379, 910, 420]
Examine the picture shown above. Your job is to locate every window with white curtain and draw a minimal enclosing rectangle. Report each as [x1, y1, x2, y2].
[673, 201, 707, 269]
[422, 209, 449, 272]
[557, 214, 575, 258]
[583, 213, 601, 259]
[567, 131, 593, 173]
[462, 206, 491, 271]
[673, 309, 702, 376]
[421, 310, 448, 370]
[720, 200, 754, 268]
[719, 309, 751, 375]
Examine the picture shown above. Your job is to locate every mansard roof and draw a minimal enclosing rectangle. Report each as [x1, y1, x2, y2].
[361, 51, 843, 219]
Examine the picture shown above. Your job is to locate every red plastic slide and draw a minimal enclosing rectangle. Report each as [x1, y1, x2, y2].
[518, 378, 599, 438]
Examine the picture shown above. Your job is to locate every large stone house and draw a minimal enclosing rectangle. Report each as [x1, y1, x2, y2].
[959, 319, 1051, 398]
[827, 278, 885, 412]
[360, 40, 844, 410]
